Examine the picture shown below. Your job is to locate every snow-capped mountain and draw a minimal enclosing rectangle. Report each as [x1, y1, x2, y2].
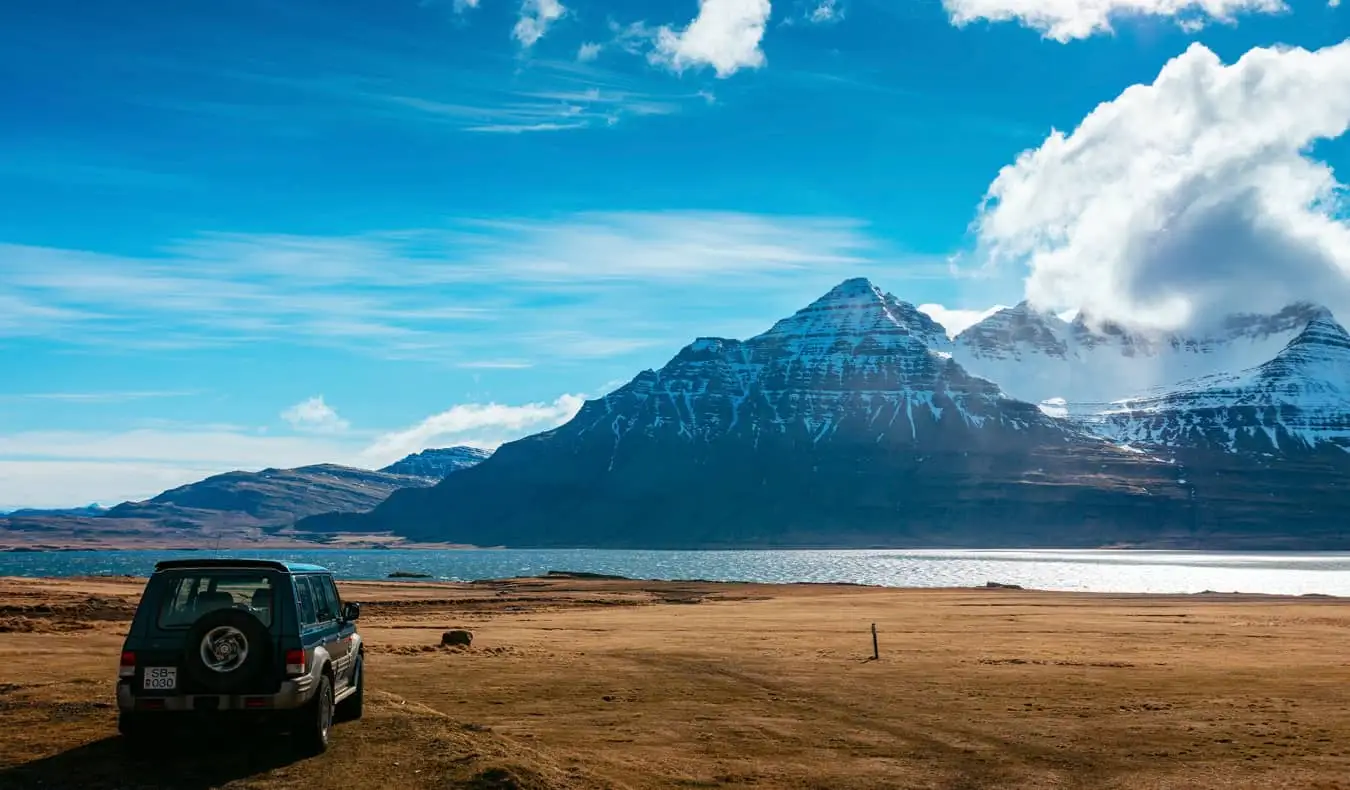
[1084, 312, 1350, 455]
[379, 446, 492, 479]
[580, 277, 1059, 450]
[300, 278, 1193, 548]
[953, 301, 1328, 410]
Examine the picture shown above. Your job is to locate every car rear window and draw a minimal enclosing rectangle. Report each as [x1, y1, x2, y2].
[157, 572, 277, 629]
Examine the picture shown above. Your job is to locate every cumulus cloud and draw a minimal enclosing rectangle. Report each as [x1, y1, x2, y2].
[357, 394, 584, 467]
[651, 0, 773, 78]
[917, 304, 1011, 337]
[513, 0, 566, 47]
[453, 0, 480, 11]
[281, 396, 350, 434]
[577, 42, 602, 62]
[942, 0, 1286, 41]
[968, 41, 1350, 331]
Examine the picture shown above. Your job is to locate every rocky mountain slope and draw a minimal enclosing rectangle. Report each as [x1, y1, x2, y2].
[101, 464, 436, 529]
[300, 279, 1200, 548]
[379, 446, 492, 478]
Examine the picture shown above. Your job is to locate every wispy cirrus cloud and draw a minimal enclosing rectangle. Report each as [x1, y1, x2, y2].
[0, 391, 199, 404]
[0, 211, 914, 366]
[116, 31, 711, 135]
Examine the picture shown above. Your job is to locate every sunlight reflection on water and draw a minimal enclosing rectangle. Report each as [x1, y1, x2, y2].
[4, 548, 1350, 595]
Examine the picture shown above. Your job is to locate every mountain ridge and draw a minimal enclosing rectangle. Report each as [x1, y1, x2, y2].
[0, 447, 489, 548]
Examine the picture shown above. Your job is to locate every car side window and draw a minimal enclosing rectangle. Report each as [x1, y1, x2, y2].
[295, 576, 318, 627]
[311, 576, 338, 624]
[321, 576, 342, 614]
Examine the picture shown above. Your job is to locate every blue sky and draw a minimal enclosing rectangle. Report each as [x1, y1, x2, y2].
[2, 0, 1348, 507]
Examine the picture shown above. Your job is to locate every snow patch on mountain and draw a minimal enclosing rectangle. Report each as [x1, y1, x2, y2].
[953, 301, 1330, 408]
[1083, 314, 1350, 454]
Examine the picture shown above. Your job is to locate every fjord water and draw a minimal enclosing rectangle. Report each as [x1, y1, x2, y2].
[3, 549, 1350, 596]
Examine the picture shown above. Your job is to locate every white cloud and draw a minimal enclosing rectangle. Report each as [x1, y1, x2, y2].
[0, 461, 232, 511]
[651, 0, 773, 78]
[968, 41, 1350, 331]
[917, 304, 1011, 337]
[0, 393, 591, 508]
[0, 429, 352, 469]
[356, 394, 585, 468]
[809, 0, 842, 23]
[577, 42, 602, 62]
[281, 396, 350, 434]
[453, 0, 480, 11]
[513, 0, 566, 47]
[942, 0, 1286, 41]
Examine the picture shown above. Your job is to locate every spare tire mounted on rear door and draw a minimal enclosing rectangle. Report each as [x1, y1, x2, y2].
[183, 608, 272, 694]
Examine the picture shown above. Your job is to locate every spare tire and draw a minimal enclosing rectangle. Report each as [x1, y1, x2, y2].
[183, 608, 272, 694]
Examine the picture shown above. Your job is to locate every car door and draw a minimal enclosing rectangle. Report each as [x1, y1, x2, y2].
[312, 575, 353, 688]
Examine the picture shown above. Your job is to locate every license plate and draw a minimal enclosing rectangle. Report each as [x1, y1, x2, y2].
[142, 667, 177, 691]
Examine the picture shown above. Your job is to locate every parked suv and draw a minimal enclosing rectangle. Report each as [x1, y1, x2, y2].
[116, 558, 364, 753]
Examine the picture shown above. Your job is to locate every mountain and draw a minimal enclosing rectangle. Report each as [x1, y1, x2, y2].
[0, 464, 438, 548]
[952, 301, 1327, 409]
[299, 278, 1197, 548]
[379, 446, 492, 478]
[1084, 312, 1350, 456]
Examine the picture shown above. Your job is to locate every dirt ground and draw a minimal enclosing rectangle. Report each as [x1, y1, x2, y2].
[2, 573, 1349, 789]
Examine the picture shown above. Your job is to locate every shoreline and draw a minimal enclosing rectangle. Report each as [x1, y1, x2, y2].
[7, 541, 1350, 553]
[0, 571, 1344, 601]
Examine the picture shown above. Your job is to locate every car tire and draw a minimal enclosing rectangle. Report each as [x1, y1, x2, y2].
[118, 712, 153, 752]
[182, 608, 272, 694]
[335, 656, 363, 722]
[294, 673, 334, 755]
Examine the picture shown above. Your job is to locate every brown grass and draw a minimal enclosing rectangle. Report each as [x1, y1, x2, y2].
[1, 574, 1350, 789]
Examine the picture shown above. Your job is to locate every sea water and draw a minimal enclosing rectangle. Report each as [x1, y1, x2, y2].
[3, 548, 1350, 596]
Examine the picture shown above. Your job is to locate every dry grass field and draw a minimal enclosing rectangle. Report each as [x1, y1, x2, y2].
[2, 573, 1350, 789]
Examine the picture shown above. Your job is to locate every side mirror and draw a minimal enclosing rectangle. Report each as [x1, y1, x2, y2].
[342, 602, 361, 622]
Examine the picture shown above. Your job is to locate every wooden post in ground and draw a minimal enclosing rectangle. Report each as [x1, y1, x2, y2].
[871, 623, 879, 660]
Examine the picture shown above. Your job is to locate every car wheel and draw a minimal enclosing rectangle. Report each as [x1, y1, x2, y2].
[118, 712, 154, 753]
[294, 673, 334, 755]
[335, 657, 363, 722]
[182, 608, 272, 694]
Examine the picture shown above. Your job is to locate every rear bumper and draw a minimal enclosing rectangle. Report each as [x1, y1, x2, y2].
[117, 674, 316, 713]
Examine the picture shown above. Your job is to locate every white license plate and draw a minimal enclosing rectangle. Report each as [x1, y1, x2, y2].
[142, 667, 177, 691]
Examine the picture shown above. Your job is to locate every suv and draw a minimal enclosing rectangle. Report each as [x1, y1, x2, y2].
[116, 558, 364, 753]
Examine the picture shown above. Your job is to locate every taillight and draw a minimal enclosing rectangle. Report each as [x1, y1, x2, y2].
[119, 651, 135, 679]
[285, 649, 306, 676]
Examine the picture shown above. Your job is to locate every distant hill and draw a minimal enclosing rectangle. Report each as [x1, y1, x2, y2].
[0, 448, 488, 549]
[3, 504, 108, 518]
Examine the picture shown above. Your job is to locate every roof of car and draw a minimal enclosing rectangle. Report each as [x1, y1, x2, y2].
[152, 558, 332, 574]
